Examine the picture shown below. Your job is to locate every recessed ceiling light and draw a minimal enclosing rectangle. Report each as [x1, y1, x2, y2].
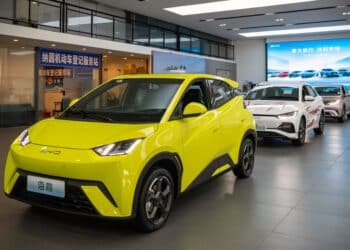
[82, 48, 87, 51]
[219, 23, 227, 27]
[103, 55, 107, 58]
[265, 13, 275, 16]
[130, 54, 134, 57]
[21, 46, 25, 49]
[108, 51, 112, 54]
[337, 5, 346, 9]
[164, 0, 316, 16]
[13, 39, 19, 42]
[51, 43, 56, 47]
[123, 57, 128, 60]
[239, 24, 350, 37]
[31, 1, 38, 5]
[343, 12, 350, 16]
[205, 18, 215, 22]
[275, 18, 284, 22]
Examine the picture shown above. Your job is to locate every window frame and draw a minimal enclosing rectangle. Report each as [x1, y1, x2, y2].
[207, 79, 237, 109]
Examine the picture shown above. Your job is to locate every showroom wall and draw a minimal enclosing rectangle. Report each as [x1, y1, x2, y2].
[234, 39, 266, 85]
[234, 32, 350, 86]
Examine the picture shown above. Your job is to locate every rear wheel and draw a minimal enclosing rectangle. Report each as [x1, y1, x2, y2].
[338, 107, 346, 123]
[292, 118, 306, 146]
[314, 111, 325, 135]
[134, 168, 174, 232]
[233, 137, 255, 178]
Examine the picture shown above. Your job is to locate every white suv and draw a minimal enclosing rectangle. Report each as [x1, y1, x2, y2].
[245, 83, 325, 145]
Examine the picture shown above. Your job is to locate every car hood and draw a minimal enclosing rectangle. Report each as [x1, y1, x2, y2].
[246, 100, 298, 115]
[28, 118, 158, 149]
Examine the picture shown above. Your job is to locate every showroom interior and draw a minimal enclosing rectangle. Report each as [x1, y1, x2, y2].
[1, 0, 350, 249]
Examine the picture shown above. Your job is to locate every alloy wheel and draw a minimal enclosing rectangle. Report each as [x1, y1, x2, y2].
[242, 141, 254, 173]
[145, 175, 173, 225]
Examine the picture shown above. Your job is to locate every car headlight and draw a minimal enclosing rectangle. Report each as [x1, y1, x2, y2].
[93, 139, 142, 156]
[18, 129, 30, 146]
[327, 100, 340, 106]
[278, 111, 298, 119]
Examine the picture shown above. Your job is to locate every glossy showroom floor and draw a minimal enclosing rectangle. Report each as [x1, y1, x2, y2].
[1, 122, 350, 250]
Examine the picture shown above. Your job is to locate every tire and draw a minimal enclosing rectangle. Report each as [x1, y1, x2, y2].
[338, 107, 346, 123]
[314, 111, 325, 135]
[233, 137, 255, 178]
[292, 117, 306, 146]
[134, 168, 174, 232]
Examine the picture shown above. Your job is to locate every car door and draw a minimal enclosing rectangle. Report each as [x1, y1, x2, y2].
[169, 79, 220, 191]
[303, 85, 321, 128]
[207, 79, 244, 157]
[343, 85, 350, 114]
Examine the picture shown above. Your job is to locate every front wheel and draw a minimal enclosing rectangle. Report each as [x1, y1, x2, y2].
[292, 118, 306, 146]
[233, 137, 255, 178]
[314, 112, 325, 135]
[134, 168, 174, 232]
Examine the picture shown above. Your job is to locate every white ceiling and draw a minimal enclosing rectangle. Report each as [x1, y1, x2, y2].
[95, 0, 350, 40]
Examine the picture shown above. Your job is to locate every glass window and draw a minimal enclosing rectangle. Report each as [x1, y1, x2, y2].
[15, 0, 29, 22]
[211, 42, 218, 57]
[315, 86, 341, 96]
[1, 0, 14, 21]
[201, 40, 210, 55]
[133, 22, 149, 44]
[191, 37, 200, 54]
[304, 85, 316, 97]
[180, 35, 191, 52]
[246, 87, 299, 101]
[93, 13, 113, 39]
[219, 44, 227, 58]
[0, 46, 35, 127]
[67, 8, 92, 35]
[150, 27, 164, 47]
[115, 18, 132, 42]
[209, 80, 235, 108]
[164, 31, 177, 49]
[60, 78, 183, 123]
[30, 0, 61, 31]
[227, 45, 234, 59]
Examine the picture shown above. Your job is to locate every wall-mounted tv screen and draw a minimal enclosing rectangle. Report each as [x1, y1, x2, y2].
[267, 38, 350, 85]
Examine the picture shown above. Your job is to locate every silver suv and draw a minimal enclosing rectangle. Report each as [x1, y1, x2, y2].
[314, 85, 350, 123]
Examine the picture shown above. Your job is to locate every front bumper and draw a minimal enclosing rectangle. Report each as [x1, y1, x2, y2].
[254, 115, 298, 139]
[324, 105, 342, 118]
[4, 143, 140, 218]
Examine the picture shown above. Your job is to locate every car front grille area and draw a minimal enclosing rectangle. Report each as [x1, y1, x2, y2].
[10, 174, 99, 216]
[257, 131, 282, 137]
[277, 123, 295, 133]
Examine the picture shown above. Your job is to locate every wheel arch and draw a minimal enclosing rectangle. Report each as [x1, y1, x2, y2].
[132, 152, 183, 217]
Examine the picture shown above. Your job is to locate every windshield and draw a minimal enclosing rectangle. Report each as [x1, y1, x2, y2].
[246, 86, 299, 101]
[315, 86, 341, 96]
[59, 78, 183, 123]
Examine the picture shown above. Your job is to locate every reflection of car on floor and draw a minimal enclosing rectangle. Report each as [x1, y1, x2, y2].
[289, 70, 302, 78]
[3, 74, 257, 232]
[314, 85, 350, 123]
[338, 69, 350, 77]
[278, 71, 289, 77]
[320, 68, 339, 78]
[245, 82, 325, 145]
[301, 70, 317, 78]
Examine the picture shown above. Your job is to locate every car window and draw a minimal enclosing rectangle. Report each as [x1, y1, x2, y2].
[171, 80, 210, 119]
[344, 85, 350, 95]
[305, 85, 317, 97]
[246, 86, 299, 101]
[208, 80, 236, 108]
[60, 78, 183, 123]
[315, 86, 341, 96]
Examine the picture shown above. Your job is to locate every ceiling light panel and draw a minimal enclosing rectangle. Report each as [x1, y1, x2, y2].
[164, 0, 316, 16]
[239, 24, 350, 37]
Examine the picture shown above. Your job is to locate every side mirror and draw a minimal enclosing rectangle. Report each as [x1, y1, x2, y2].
[304, 95, 315, 102]
[68, 98, 79, 108]
[183, 102, 207, 118]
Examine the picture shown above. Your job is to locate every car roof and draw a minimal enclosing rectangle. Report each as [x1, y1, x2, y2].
[109, 73, 238, 88]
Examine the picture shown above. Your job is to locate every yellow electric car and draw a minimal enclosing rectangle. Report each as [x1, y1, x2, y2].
[4, 74, 256, 232]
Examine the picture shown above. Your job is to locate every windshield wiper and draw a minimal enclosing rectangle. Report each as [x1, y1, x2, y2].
[65, 110, 114, 122]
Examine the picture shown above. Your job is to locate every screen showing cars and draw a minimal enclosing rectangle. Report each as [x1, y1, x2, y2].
[267, 38, 350, 84]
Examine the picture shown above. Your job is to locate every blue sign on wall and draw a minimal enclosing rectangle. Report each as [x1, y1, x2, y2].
[39, 48, 101, 68]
